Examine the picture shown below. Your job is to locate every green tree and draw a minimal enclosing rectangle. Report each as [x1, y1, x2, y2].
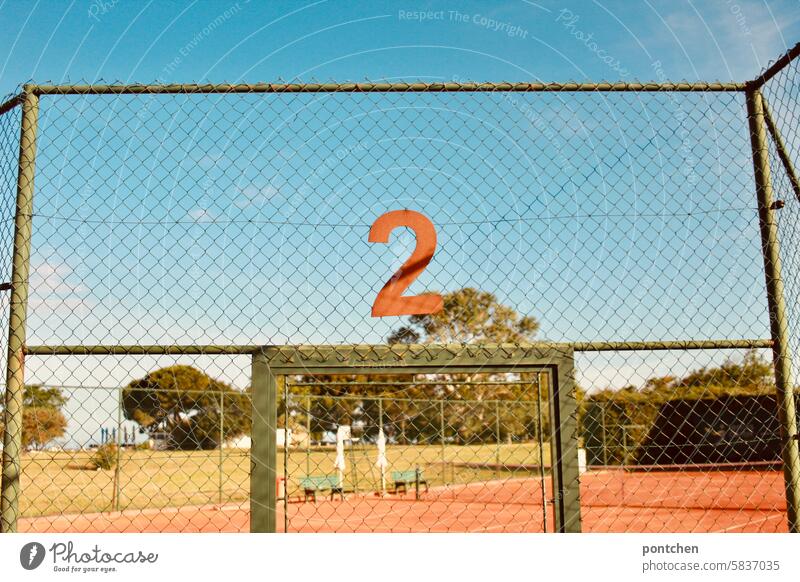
[0, 385, 69, 450]
[289, 288, 543, 445]
[23, 385, 68, 409]
[21, 407, 68, 451]
[387, 287, 539, 345]
[582, 350, 778, 464]
[122, 366, 250, 450]
[387, 287, 542, 444]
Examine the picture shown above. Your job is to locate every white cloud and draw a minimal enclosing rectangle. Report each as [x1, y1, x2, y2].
[653, 0, 799, 80]
[187, 208, 218, 222]
[234, 184, 279, 209]
[195, 150, 226, 171]
[30, 261, 87, 296]
[28, 260, 93, 313]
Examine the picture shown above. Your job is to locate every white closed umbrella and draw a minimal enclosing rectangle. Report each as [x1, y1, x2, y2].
[334, 426, 348, 489]
[375, 428, 388, 496]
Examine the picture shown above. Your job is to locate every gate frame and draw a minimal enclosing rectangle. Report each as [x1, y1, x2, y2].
[250, 343, 582, 533]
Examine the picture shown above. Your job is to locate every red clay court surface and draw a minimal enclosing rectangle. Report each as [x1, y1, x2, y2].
[19, 469, 788, 533]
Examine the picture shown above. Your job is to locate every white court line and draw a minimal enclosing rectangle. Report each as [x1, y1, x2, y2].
[468, 511, 545, 533]
[281, 478, 545, 531]
[290, 499, 485, 526]
[285, 497, 541, 531]
[712, 512, 783, 533]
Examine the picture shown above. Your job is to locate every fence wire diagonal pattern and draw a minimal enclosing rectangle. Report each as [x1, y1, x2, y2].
[2, 42, 800, 534]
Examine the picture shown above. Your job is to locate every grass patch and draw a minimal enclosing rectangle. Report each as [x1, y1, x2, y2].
[19, 442, 550, 518]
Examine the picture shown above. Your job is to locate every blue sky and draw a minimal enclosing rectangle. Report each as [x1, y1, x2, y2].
[0, 0, 798, 95]
[1, 1, 799, 446]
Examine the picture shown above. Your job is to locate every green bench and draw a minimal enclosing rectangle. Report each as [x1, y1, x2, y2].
[392, 468, 428, 497]
[299, 475, 344, 503]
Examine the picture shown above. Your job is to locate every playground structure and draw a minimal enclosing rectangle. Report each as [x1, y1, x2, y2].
[2, 43, 800, 533]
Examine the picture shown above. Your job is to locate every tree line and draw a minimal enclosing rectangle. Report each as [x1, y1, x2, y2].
[0, 385, 68, 450]
[1, 288, 782, 451]
[579, 349, 778, 464]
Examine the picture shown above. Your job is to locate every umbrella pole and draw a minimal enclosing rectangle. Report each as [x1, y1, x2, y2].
[378, 399, 386, 496]
[349, 440, 359, 494]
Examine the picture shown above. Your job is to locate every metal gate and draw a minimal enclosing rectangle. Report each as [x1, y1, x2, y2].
[251, 344, 580, 532]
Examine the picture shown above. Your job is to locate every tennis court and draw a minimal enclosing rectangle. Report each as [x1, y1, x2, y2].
[18, 469, 787, 533]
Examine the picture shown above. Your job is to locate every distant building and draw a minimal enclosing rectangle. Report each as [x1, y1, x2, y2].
[224, 427, 309, 449]
[291, 427, 310, 447]
[225, 435, 252, 449]
[148, 431, 171, 451]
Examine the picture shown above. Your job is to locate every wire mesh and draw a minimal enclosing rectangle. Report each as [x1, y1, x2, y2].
[279, 373, 552, 533]
[0, 92, 22, 382]
[1, 52, 800, 533]
[12, 362, 253, 533]
[26, 89, 763, 348]
[764, 48, 800, 385]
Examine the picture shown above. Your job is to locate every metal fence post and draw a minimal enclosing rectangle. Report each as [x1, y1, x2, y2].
[0, 87, 39, 533]
[439, 399, 446, 485]
[250, 352, 277, 533]
[622, 427, 628, 467]
[378, 397, 385, 494]
[747, 87, 800, 533]
[536, 372, 548, 532]
[113, 387, 122, 512]
[305, 394, 311, 478]
[218, 391, 224, 505]
[549, 352, 582, 533]
[282, 376, 289, 533]
[494, 400, 501, 478]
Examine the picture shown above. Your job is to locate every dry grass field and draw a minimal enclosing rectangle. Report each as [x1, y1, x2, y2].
[19, 442, 550, 518]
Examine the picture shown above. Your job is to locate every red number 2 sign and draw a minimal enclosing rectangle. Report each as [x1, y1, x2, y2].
[368, 210, 443, 317]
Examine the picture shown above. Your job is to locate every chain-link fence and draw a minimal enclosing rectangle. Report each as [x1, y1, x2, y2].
[279, 375, 551, 533]
[15, 383, 251, 533]
[2, 42, 800, 534]
[254, 344, 578, 533]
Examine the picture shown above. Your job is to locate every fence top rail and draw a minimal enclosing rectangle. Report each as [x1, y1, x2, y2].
[750, 41, 800, 88]
[26, 81, 746, 95]
[29, 384, 537, 405]
[6, 42, 800, 104]
[23, 384, 539, 406]
[24, 339, 771, 356]
[0, 92, 22, 115]
[288, 380, 538, 386]
[290, 394, 538, 405]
